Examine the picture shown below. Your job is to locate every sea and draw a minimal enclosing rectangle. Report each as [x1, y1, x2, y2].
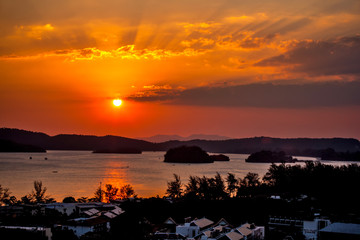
[0, 151, 357, 201]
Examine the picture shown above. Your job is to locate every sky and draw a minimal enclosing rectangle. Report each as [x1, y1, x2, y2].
[1, 0, 360, 139]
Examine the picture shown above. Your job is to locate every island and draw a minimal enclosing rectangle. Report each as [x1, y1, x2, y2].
[92, 148, 142, 154]
[164, 146, 230, 163]
[245, 150, 297, 163]
[0, 139, 46, 152]
[210, 154, 230, 162]
[164, 146, 213, 163]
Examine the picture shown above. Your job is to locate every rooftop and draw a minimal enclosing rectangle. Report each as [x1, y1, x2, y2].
[191, 217, 214, 229]
[225, 231, 244, 240]
[320, 223, 360, 235]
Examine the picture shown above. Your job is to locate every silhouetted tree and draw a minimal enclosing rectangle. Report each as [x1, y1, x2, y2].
[63, 196, 76, 203]
[226, 173, 239, 197]
[94, 185, 104, 202]
[21, 195, 32, 204]
[104, 184, 119, 203]
[184, 176, 200, 199]
[166, 174, 183, 198]
[119, 184, 135, 199]
[241, 172, 260, 188]
[28, 180, 54, 203]
[213, 173, 228, 200]
[0, 184, 16, 205]
[77, 196, 89, 203]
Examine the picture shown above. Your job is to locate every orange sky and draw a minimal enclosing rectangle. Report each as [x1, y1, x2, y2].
[1, 0, 360, 139]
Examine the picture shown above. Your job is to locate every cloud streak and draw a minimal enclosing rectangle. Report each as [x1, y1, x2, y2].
[126, 81, 360, 108]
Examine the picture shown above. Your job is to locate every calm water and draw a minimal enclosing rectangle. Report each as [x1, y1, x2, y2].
[0, 151, 356, 201]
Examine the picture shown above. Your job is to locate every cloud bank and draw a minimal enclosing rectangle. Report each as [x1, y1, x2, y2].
[126, 81, 360, 108]
[256, 36, 360, 76]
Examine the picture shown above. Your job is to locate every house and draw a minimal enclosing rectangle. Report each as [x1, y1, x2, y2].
[236, 226, 253, 239]
[163, 217, 178, 232]
[218, 231, 244, 240]
[319, 222, 360, 240]
[0, 226, 52, 240]
[56, 216, 111, 238]
[44, 202, 77, 216]
[234, 223, 265, 240]
[193, 218, 215, 230]
[174, 217, 264, 240]
[152, 232, 186, 240]
[303, 218, 331, 240]
[176, 217, 214, 238]
[83, 208, 100, 217]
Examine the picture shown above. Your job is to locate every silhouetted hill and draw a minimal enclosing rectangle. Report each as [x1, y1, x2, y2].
[157, 137, 360, 154]
[0, 128, 51, 146]
[0, 128, 157, 151]
[0, 139, 46, 152]
[1, 128, 360, 155]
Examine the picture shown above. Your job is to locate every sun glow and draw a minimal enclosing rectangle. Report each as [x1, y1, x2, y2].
[113, 99, 122, 107]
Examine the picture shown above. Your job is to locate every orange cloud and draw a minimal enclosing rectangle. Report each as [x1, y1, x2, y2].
[15, 24, 55, 40]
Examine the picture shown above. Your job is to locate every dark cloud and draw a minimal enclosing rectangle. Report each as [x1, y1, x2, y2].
[127, 81, 360, 108]
[256, 35, 360, 76]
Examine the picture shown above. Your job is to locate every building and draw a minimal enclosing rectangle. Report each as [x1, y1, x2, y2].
[173, 217, 264, 240]
[56, 216, 111, 238]
[0, 226, 52, 240]
[152, 232, 186, 240]
[303, 218, 331, 240]
[319, 222, 360, 240]
[176, 217, 214, 238]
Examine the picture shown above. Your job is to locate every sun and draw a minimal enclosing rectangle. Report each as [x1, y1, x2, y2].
[113, 99, 122, 107]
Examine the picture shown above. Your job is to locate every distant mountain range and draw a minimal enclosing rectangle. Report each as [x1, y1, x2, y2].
[1, 128, 360, 155]
[140, 134, 231, 142]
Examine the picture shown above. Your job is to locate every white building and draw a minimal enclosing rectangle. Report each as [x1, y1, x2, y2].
[303, 218, 331, 240]
[57, 216, 111, 238]
[44, 202, 77, 216]
[176, 217, 214, 238]
[319, 222, 360, 240]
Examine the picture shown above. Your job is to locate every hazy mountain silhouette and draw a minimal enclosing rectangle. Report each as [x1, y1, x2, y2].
[140, 134, 231, 142]
[1, 128, 359, 155]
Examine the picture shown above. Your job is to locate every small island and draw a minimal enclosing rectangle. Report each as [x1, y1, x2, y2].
[164, 146, 212, 163]
[245, 150, 297, 163]
[93, 148, 142, 154]
[0, 139, 46, 153]
[210, 154, 230, 162]
[164, 146, 230, 163]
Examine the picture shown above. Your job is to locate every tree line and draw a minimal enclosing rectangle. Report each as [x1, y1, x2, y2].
[166, 161, 360, 201]
[0, 181, 135, 205]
